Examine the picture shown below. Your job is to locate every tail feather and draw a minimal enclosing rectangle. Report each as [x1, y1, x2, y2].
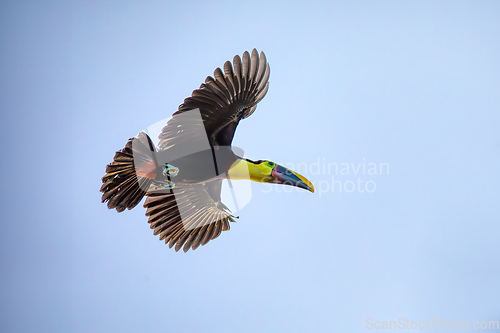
[101, 132, 157, 212]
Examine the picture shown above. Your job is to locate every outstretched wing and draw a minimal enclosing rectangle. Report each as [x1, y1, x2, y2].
[144, 181, 236, 252]
[158, 49, 270, 151]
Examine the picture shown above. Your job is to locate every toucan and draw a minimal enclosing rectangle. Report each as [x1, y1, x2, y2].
[101, 49, 314, 252]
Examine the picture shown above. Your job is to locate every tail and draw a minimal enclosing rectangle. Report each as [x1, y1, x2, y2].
[101, 132, 158, 212]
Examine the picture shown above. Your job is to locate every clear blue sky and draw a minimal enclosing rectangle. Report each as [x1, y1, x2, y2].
[1, 1, 499, 332]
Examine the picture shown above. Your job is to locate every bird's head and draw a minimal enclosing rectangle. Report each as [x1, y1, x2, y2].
[227, 159, 314, 193]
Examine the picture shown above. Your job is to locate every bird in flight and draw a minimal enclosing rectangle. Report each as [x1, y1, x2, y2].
[101, 49, 314, 252]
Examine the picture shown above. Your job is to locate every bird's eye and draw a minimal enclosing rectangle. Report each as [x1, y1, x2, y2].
[268, 162, 275, 167]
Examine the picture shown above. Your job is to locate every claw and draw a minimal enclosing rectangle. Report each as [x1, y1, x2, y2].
[158, 180, 175, 189]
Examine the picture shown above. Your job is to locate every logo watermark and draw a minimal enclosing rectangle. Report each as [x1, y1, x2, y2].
[261, 158, 390, 196]
[366, 318, 500, 330]
[131, 110, 391, 231]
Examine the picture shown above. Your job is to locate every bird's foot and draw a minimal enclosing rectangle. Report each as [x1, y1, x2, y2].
[157, 180, 175, 189]
[163, 163, 179, 177]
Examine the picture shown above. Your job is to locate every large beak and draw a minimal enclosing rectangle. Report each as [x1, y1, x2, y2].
[271, 164, 315, 193]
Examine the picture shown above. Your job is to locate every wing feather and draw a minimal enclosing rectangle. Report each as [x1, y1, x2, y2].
[159, 49, 270, 148]
[232, 55, 242, 96]
[144, 181, 236, 252]
[248, 49, 259, 81]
